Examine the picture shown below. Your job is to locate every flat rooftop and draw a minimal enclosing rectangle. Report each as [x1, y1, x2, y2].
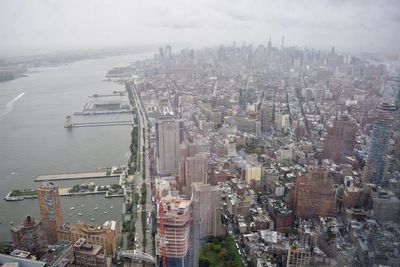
[35, 171, 119, 181]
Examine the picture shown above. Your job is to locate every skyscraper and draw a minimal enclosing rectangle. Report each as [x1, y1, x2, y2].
[185, 153, 208, 193]
[364, 103, 396, 184]
[191, 183, 223, 239]
[260, 102, 273, 132]
[324, 115, 357, 163]
[10, 216, 47, 256]
[191, 183, 224, 267]
[36, 182, 63, 244]
[239, 88, 247, 111]
[156, 114, 181, 175]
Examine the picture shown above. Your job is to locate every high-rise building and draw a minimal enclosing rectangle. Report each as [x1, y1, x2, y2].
[158, 47, 164, 58]
[73, 238, 106, 267]
[191, 183, 224, 267]
[324, 116, 357, 163]
[364, 103, 396, 184]
[36, 182, 63, 244]
[293, 168, 336, 218]
[260, 102, 273, 132]
[57, 221, 117, 257]
[185, 153, 208, 192]
[191, 183, 223, 239]
[10, 216, 47, 256]
[239, 88, 247, 110]
[156, 194, 191, 267]
[165, 45, 172, 59]
[156, 114, 181, 175]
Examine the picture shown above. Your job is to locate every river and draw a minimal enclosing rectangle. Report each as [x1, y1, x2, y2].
[0, 52, 152, 242]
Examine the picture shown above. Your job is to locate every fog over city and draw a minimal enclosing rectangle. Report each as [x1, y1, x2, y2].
[1, 0, 400, 55]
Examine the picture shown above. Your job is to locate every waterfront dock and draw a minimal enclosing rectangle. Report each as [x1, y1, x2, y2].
[35, 171, 119, 182]
[5, 184, 124, 201]
[68, 121, 133, 128]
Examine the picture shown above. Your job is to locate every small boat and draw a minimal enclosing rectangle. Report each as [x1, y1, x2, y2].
[70, 207, 75, 210]
[69, 214, 73, 217]
[110, 206, 113, 209]
[77, 220, 81, 223]
[104, 211, 108, 214]
[4, 196, 24, 201]
[94, 207, 99, 210]
[81, 204, 85, 207]
[91, 218, 95, 221]
[78, 213, 82, 216]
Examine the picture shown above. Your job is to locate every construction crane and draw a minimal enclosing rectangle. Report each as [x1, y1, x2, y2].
[153, 185, 167, 267]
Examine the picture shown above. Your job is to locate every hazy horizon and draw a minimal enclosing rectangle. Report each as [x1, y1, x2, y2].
[1, 0, 400, 57]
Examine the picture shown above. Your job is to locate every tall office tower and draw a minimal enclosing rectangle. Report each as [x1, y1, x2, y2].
[58, 220, 117, 257]
[239, 88, 247, 110]
[36, 182, 63, 244]
[165, 45, 172, 59]
[324, 115, 357, 163]
[185, 153, 208, 192]
[267, 36, 272, 62]
[191, 183, 224, 267]
[156, 114, 181, 175]
[159, 47, 164, 58]
[293, 168, 336, 218]
[156, 197, 191, 267]
[10, 216, 47, 256]
[260, 102, 273, 132]
[364, 103, 396, 184]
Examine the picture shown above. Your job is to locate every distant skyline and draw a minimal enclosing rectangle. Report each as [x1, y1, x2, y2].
[1, 0, 399, 56]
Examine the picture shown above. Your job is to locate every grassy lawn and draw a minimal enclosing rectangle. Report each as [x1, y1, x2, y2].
[199, 236, 244, 267]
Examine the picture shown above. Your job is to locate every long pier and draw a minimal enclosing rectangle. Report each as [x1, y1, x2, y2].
[73, 110, 131, 115]
[68, 121, 133, 128]
[35, 171, 120, 182]
[4, 185, 124, 201]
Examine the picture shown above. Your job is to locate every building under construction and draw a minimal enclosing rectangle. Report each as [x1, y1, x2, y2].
[155, 177, 192, 267]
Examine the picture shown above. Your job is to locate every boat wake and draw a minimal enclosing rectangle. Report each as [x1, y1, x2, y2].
[0, 92, 25, 119]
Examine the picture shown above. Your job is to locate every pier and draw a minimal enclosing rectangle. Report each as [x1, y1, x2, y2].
[35, 171, 120, 182]
[4, 184, 124, 201]
[73, 110, 131, 115]
[64, 115, 134, 128]
[66, 121, 133, 128]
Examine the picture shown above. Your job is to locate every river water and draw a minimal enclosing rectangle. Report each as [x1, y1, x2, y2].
[0, 52, 152, 242]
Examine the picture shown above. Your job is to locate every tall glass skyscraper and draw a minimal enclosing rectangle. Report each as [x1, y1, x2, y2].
[364, 103, 397, 184]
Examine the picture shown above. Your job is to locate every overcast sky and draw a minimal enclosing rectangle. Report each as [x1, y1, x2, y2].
[1, 0, 399, 55]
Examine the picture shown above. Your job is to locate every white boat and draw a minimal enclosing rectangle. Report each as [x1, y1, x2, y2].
[104, 211, 108, 214]
[70, 207, 75, 210]
[4, 196, 24, 201]
[94, 207, 99, 210]
[110, 206, 113, 209]
[78, 213, 82, 216]
[91, 218, 95, 221]
[81, 204, 85, 207]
